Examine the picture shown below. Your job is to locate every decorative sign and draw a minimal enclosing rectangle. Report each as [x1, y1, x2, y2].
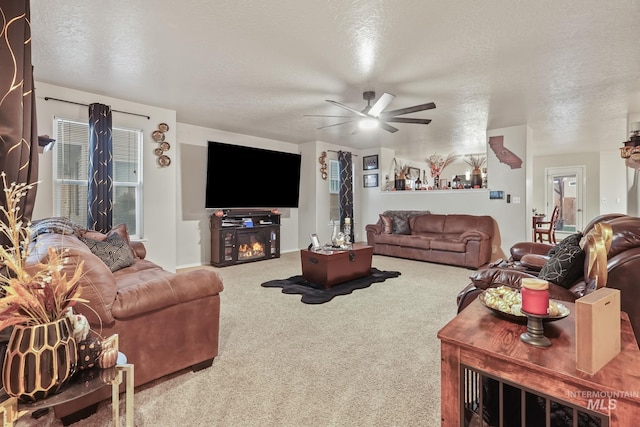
[488, 135, 522, 169]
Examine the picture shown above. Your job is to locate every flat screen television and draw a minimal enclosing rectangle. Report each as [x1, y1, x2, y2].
[205, 141, 301, 209]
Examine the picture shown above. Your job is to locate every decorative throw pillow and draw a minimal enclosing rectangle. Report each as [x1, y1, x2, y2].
[80, 233, 136, 272]
[538, 235, 585, 289]
[80, 223, 131, 244]
[80, 230, 107, 241]
[392, 215, 412, 235]
[546, 232, 582, 257]
[379, 215, 393, 234]
[106, 223, 132, 247]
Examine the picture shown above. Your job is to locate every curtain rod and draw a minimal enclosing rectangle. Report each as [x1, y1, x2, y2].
[327, 149, 358, 157]
[44, 96, 150, 120]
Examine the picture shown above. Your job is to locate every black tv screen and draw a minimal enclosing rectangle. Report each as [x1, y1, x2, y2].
[205, 141, 301, 209]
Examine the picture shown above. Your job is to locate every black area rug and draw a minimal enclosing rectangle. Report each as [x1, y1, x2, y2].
[261, 268, 401, 304]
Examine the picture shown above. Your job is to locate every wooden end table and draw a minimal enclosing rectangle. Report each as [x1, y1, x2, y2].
[438, 300, 640, 426]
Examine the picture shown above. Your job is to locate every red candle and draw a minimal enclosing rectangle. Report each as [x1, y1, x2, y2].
[521, 278, 550, 315]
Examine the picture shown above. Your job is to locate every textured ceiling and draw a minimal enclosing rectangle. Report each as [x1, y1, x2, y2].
[30, 0, 640, 162]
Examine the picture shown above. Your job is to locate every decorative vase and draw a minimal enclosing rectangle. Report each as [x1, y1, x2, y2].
[471, 168, 483, 188]
[2, 317, 77, 402]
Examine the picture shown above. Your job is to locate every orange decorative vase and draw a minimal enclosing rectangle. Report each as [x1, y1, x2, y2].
[2, 317, 77, 402]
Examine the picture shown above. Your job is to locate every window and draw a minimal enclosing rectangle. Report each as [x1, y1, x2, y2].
[53, 118, 142, 237]
[329, 159, 340, 194]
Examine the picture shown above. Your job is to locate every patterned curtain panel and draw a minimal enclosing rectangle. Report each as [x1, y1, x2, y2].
[0, 0, 39, 246]
[87, 103, 113, 232]
[338, 151, 354, 242]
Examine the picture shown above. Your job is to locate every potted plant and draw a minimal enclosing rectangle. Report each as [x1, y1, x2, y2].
[464, 155, 486, 188]
[0, 173, 86, 402]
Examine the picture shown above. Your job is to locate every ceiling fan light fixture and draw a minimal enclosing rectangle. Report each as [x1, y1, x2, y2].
[309, 91, 434, 134]
[359, 117, 379, 130]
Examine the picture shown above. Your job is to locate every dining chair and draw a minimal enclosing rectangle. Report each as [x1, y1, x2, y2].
[534, 206, 560, 244]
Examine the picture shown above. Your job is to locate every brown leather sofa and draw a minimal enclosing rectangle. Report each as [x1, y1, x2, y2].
[457, 214, 640, 344]
[27, 226, 224, 423]
[365, 211, 495, 269]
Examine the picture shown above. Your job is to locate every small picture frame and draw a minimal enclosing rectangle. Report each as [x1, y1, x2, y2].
[408, 167, 420, 180]
[439, 178, 448, 189]
[364, 173, 379, 188]
[363, 154, 379, 170]
[310, 233, 321, 249]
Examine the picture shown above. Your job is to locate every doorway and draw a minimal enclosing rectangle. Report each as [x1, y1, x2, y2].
[545, 166, 585, 236]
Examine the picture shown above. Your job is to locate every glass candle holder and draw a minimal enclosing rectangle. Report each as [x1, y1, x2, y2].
[521, 278, 549, 315]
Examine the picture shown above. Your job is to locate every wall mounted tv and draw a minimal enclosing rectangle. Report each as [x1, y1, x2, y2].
[205, 141, 302, 209]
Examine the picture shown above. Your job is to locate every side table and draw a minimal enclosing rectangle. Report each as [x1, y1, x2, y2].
[0, 353, 134, 427]
[438, 300, 640, 426]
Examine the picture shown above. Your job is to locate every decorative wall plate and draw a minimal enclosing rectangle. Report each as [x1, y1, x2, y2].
[154, 147, 164, 156]
[158, 123, 169, 132]
[152, 131, 165, 142]
[158, 155, 171, 167]
[160, 141, 170, 151]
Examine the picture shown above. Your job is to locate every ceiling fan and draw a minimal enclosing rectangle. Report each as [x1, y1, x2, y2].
[306, 91, 435, 133]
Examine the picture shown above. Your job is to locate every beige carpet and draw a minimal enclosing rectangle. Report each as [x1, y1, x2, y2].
[18, 252, 473, 426]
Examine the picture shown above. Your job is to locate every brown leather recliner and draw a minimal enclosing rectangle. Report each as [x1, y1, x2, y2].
[27, 228, 224, 423]
[457, 214, 640, 344]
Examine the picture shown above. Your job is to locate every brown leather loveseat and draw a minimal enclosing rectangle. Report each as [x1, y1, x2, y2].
[366, 211, 495, 269]
[27, 222, 224, 422]
[457, 214, 640, 344]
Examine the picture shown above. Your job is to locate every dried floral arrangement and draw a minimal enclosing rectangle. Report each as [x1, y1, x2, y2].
[0, 173, 86, 330]
[464, 154, 487, 170]
[427, 152, 457, 177]
[393, 158, 410, 178]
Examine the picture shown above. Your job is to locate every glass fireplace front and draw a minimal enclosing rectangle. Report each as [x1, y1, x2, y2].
[236, 229, 267, 262]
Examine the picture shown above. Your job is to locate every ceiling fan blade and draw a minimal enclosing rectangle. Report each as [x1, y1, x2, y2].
[385, 117, 432, 125]
[317, 120, 355, 130]
[379, 121, 399, 133]
[368, 92, 395, 117]
[325, 100, 368, 117]
[380, 102, 436, 118]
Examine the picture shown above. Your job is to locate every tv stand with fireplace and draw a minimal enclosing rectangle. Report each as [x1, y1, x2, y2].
[210, 209, 281, 267]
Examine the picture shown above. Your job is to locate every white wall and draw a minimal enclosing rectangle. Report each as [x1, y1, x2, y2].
[33, 82, 179, 272]
[600, 150, 628, 215]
